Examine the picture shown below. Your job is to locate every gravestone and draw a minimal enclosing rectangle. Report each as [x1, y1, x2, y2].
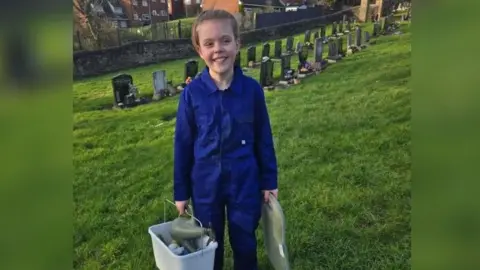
[364, 31, 371, 43]
[332, 22, 337, 36]
[184, 60, 198, 81]
[338, 21, 344, 34]
[347, 32, 354, 49]
[295, 41, 302, 54]
[342, 14, 347, 26]
[112, 74, 135, 107]
[262, 43, 270, 58]
[286, 37, 294, 53]
[152, 70, 167, 100]
[235, 51, 241, 67]
[274, 40, 282, 58]
[305, 30, 311, 43]
[346, 19, 352, 32]
[260, 57, 274, 88]
[336, 37, 344, 56]
[298, 45, 309, 66]
[373, 22, 379, 36]
[247, 46, 256, 64]
[313, 31, 319, 41]
[280, 54, 293, 81]
[320, 26, 327, 43]
[327, 39, 341, 62]
[313, 38, 326, 71]
[355, 27, 362, 48]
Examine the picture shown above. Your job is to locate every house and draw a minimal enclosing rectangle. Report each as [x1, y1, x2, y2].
[120, 0, 169, 26]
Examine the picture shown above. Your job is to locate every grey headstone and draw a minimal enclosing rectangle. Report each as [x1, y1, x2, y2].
[332, 22, 337, 36]
[153, 70, 167, 98]
[185, 60, 198, 80]
[364, 31, 371, 43]
[298, 45, 309, 65]
[314, 38, 323, 63]
[262, 43, 270, 57]
[280, 54, 292, 80]
[260, 57, 274, 87]
[355, 27, 362, 47]
[346, 19, 352, 32]
[247, 46, 256, 63]
[304, 30, 311, 43]
[286, 37, 294, 52]
[274, 40, 282, 58]
[295, 41, 302, 54]
[336, 37, 344, 56]
[347, 32, 353, 48]
[339, 21, 344, 33]
[313, 31, 319, 41]
[112, 74, 134, 105]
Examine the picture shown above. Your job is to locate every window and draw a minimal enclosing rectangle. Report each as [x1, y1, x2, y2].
[142, 14, 151, 20]
[152, 0, 156, 2]
[160, 0, 165, 2]
[133, 13, 139, 20]
[142, 0, 148, 6]
[152, 10, 158, 16]
[160, 10, 168, 16]
[132, 0, 138, 5]
[119, 21, 127, 28]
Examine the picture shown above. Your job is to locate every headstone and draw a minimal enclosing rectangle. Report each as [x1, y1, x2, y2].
[152, 70, 167, 100]
[274, 40, 282, 58]
[286, 37, 294, 53]
[332, 22, 337, 36]
[184, 60, 198, 81]
[347, 32, 354, 49]
[298, 45, 309, 66]
[373, 22, 379, 36]
[260, 57, 274, 87]
[364, 31, 371, 43]
[313, 31, 319, 40]
[314, 38, 323, 63]
[112, 74, 134, 106]
[320, 26, 326, 40]
[247, 46, 256, 63]
[280, 54, 292, 80]
[262, 43, 270, 58]
[342, 14, 347, 26]
[327, 39, 341, 62]
[355, 27, 362, 48]
[338, 21, 344, 33]
[304, 30, 311, 43]
[295, 42, 302, 54]
[336, 37, 344, 56]
[235, 51, 241, 67]
[346, 19, 351, 32]
[380, 17, 387, 33]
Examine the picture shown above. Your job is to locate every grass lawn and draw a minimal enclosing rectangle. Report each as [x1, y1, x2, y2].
[74, 21, 411, 269]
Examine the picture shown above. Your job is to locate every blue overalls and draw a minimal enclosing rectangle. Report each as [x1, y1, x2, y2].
[173, 66, 278, 270]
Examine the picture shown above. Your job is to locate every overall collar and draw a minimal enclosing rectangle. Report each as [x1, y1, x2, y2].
[200, 65, 243, 95]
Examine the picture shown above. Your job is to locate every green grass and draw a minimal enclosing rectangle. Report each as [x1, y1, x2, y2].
[74, 22, 411, 269]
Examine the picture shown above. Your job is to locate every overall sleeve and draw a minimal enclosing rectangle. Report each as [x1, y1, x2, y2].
[173, 88, 195, 201]
[253, 84, 278, 191]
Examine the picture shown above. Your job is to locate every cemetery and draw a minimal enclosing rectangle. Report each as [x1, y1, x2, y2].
[73, 8, 411, 270]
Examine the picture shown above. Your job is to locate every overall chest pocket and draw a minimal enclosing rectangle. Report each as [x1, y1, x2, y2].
[232, 110, 255, 143]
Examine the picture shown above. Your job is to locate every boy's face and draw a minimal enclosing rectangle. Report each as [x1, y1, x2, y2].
[196, 19, 239, 76]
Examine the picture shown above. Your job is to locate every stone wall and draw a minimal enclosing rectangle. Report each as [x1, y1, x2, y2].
[73, 7, 357, 79]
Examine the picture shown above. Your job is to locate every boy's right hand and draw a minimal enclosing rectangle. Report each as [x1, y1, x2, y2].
[175, 200, 188, 215]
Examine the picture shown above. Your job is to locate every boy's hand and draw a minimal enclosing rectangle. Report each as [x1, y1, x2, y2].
[175, 200, 188, 215]
[263, 189, 278, 203]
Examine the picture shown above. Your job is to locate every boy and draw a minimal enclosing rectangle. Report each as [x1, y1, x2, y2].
[173, 10, 278, 270]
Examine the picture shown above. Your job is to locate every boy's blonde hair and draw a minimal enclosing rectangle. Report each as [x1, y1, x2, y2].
[191, 9, 240, 52]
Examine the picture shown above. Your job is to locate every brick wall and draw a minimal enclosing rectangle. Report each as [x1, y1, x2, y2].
[73, 7, 357, 79]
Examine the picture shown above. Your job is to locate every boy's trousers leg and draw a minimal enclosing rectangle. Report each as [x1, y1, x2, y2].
[192, 202, 226, 270]
[227, 203, 262, 270]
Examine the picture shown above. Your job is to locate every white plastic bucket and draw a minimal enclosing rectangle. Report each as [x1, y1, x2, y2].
[148, 222, 218, 270]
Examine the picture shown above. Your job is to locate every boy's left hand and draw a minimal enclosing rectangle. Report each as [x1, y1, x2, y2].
[263, 189, 278, 203]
